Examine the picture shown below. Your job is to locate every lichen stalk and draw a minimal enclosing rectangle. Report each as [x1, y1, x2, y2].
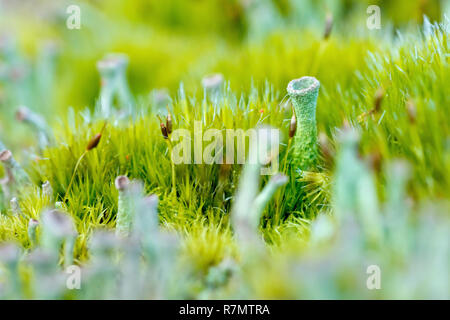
[115, 176, 144, 237]
[0, 149, 30, 188]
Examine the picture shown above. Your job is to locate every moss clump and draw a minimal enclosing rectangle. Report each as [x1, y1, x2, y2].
[287, 76, 320, 171]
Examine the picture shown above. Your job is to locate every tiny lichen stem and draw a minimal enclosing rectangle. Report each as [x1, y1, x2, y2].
[287, 77, 320, 170]
[63, 150, 87, 203]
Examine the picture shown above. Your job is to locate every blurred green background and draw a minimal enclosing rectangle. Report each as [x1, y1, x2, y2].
[0, 0, 448, 149]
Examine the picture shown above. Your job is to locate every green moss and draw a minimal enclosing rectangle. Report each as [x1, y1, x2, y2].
[287, 76, 320, 170]
[0, 1, 449, 299]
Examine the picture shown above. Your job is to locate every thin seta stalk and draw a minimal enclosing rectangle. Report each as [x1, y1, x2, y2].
[63, 121, 107, 203]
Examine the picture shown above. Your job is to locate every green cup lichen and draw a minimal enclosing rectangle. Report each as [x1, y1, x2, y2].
[287, 76, 320, 171]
